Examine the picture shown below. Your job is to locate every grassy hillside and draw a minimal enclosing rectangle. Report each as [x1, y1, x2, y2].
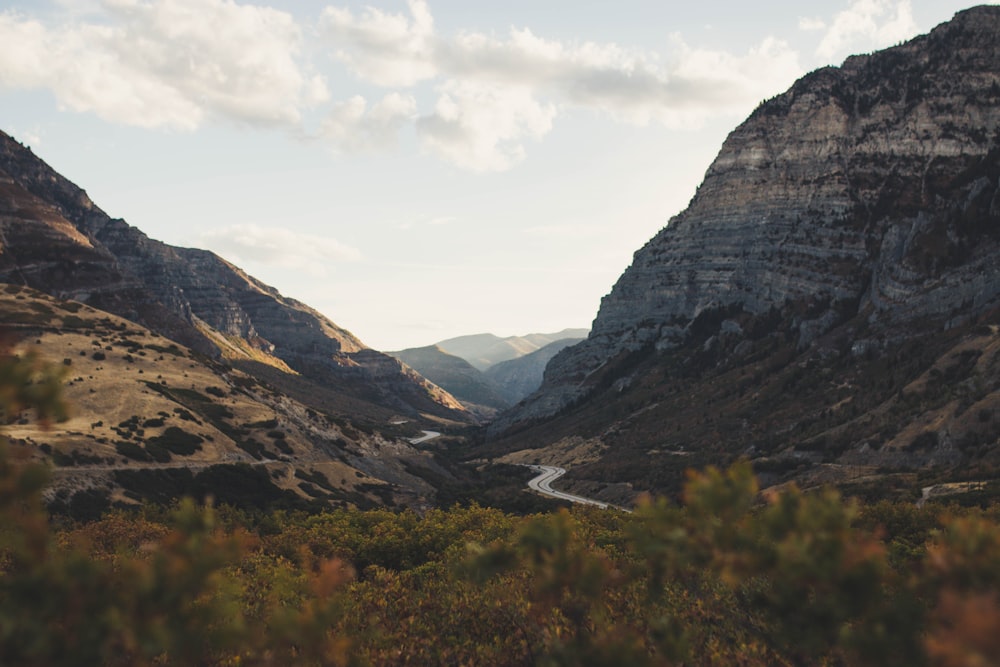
[0, 284, 451, 513]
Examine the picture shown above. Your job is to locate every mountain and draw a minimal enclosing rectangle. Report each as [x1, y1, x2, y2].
[392, 332, 589, 413]
[0, 284, 452, 513]
[390, 345, 511, 416]
[484, 338, 584, 404]
[0, 130, 470, 426]
[485, 7, 1000, 503]
[437, 329, 589, 371]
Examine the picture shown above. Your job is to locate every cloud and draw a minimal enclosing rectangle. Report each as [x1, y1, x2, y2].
[324, 4, 803, 126]
[439, 28, 801, 126]
[0, 0, 327, 130]
[321, 92, 417, 152]
[320, 0, 436, 86]
[7, 0, 923, 171]
[321, 3, 803, 168]
[200, 223, 361, 278]
[799, 17, 827, 32]
[812, 0, 918, 60]
[416, 80, 556, 171]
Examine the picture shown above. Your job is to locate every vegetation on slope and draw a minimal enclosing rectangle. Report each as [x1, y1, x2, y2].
[484, 303, 1000, 505]
[1, 343, 999, 665]
[0, 285, 454, 511]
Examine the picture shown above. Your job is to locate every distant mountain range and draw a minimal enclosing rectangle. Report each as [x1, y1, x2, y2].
[435, 330, 588, 371]
[390, 330, 588, 415]
[480, 6, 1000, 505]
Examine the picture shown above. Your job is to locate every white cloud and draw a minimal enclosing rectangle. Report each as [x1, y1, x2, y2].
[813, 0, 918, 60]
[200, 223, 361, 278]
[799, 17, 827, 32]
[321, 92, 417, 152]
[9, 125, 43, 147]
[323, 5, 804, 167]
[333, 16, 803, 127]
[0, 0, 326, 130]
[320, 0, 436, 86]
[416, 80, 556, 172]
[646, 34, 801, 126]
[7, 1, 900, 171]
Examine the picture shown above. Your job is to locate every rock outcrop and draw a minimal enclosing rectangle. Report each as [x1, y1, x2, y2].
[0, 132, 469, 423]
[499, 6, 1000, 430]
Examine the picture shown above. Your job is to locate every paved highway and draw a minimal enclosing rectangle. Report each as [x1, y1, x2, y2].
[407, 430, 442, 445]
[525, 465, 609, 509]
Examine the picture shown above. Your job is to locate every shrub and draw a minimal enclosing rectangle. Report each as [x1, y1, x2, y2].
[148, 427, 203, 456]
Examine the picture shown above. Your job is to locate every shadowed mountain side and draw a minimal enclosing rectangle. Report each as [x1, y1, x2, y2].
[390, 345, 511, 416]
[0, 132, 470, 424]
[484, 337, 586, 404]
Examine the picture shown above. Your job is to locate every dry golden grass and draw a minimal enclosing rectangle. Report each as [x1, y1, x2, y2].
[0, 284, 433, 509]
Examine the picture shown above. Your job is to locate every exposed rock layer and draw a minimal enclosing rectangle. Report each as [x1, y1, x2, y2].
[499, 6, 1000, 430]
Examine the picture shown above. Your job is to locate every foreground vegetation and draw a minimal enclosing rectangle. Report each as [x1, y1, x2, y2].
[4, 457, 1000, 665]
[3, 341, 1000, 665]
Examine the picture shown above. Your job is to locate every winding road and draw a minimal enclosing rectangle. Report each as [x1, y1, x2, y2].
[525, 465, 611, 509]
[407, 430, 442, 445]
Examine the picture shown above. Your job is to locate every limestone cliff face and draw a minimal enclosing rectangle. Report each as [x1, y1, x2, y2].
[0, 133, 468, 422]
[502, 6, 1000, 427]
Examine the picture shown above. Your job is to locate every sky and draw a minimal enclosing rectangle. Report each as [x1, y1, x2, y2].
[0, 0, 990, 350]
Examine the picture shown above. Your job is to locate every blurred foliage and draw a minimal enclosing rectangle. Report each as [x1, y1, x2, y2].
[1, 340, 1000, 664]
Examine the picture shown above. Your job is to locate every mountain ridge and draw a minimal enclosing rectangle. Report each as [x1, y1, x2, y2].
[0, 283, 451, 512]
[436, 329, 588, 371]
[390, 345, 511, 417]
[391, 329, 588, 412]
[484, 5, 1000, 500]
[0, 131, 470, 425]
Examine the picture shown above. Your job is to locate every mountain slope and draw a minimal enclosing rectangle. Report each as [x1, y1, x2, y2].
[0, 132, 469, 425]
[0, 284, 449, 512]
[437, 329, 588, 371]
[484, 337, 585, 404]
[485, 6, 1000, 501]
[390, 345, 510, 414]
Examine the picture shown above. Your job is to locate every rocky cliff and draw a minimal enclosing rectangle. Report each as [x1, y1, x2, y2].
[499, 6, 1000, 430]
[0, 132, 469, 423]
[477, 7, 1000, 503]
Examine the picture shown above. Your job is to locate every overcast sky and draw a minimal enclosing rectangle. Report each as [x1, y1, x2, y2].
[0, 0, 989, 350]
